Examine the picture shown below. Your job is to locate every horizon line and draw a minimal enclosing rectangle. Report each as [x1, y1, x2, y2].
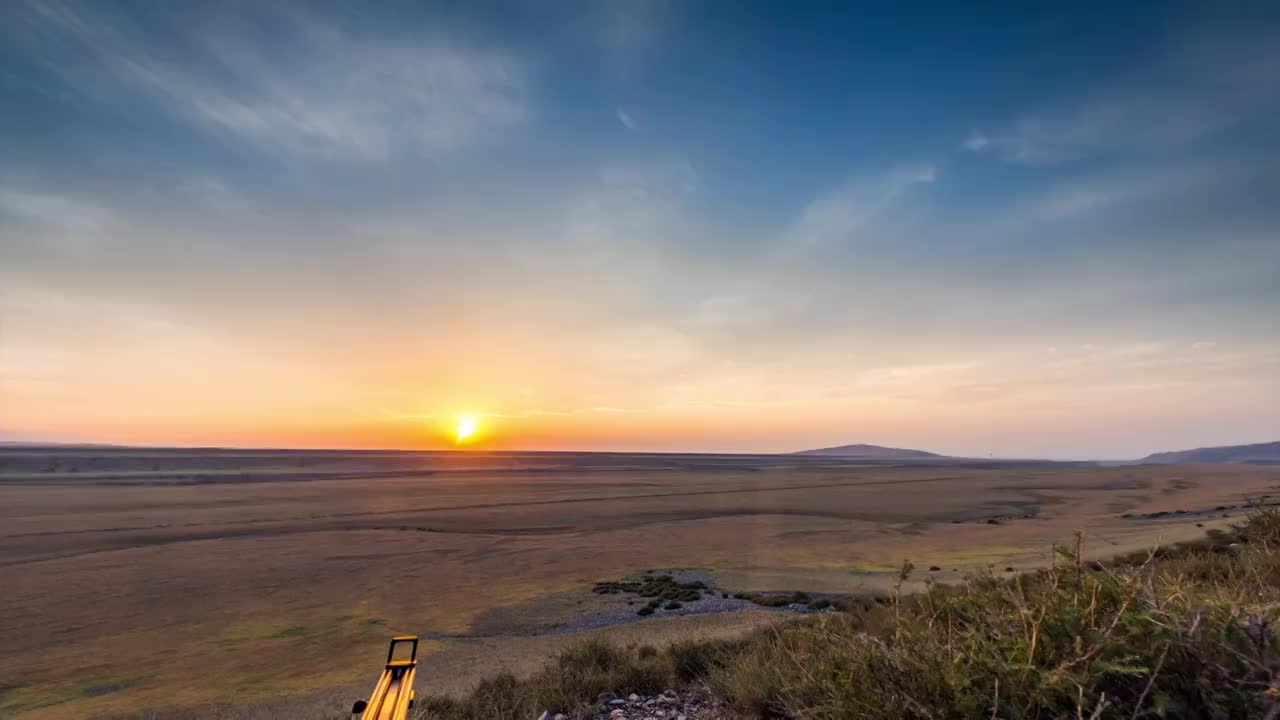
[0, 438, 1145, 462]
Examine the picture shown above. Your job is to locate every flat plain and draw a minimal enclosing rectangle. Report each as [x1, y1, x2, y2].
[2, 448, 1277, 719]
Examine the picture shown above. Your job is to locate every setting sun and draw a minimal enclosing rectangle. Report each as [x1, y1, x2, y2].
[454, 414, 479, 444]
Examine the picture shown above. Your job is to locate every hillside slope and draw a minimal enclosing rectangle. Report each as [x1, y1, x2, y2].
[1139, 440, 1280, 464]
[792, 443, 945, 459]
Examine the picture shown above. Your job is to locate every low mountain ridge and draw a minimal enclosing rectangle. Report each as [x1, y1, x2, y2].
[1138, 440, 1280, 465]
[793, 443, 945, 459]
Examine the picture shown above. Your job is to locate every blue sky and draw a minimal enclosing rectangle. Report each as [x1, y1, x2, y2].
[1, 1, 1278, 457]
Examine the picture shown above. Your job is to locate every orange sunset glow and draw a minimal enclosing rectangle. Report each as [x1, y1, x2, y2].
[3, 324, 1273, 457]
[1, 0, 1277, 460]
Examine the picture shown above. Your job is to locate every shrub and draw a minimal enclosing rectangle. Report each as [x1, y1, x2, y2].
[706, 509, 1280, 719]
[667, 639, 716, 683]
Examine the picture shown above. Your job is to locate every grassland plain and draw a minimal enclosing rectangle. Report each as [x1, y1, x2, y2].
[1, 449, 1277, 718]
[408, 510, 1280, 719]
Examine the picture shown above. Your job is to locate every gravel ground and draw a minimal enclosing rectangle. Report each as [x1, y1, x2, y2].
[548, 591, 766, 634]
[422, 568, 827, 642]
[536, 690, 735, 720]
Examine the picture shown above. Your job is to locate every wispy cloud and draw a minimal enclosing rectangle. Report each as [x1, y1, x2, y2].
[783, 164, 936, 249]
[967, 26, 1280, 164]
[964, 133, 990, 153]
[19, 1, 528, 162]
[966, 99, 1229, 164]
[374, 405, 633, 424]
[559, 153, 698, 271]
[616, 108, 638, 130]
[0, 188, 114, 232]
[588, 0, 671, 77]
[1000, 160, 1233, 225]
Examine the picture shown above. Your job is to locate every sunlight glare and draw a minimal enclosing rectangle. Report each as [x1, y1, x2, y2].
[454, 414, 479, 444]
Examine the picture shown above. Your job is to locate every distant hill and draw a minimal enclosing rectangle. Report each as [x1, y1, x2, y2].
[793, 443, 946, 460]
[1138, 441, 1280, 465]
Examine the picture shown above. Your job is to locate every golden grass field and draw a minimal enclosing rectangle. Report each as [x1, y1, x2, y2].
[2, 449, 1277, 719]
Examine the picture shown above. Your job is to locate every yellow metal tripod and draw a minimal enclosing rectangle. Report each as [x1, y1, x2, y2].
[352, 636, 418, 720]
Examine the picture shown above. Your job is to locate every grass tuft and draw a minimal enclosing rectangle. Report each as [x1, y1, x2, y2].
[412, 640, 672, 720]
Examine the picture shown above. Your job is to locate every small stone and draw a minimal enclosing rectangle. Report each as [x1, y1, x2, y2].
[610, 710, 625, 719]
[598, 692, 618, 704]
[609, 699, 627, 706]
[628, 693, 641, 702]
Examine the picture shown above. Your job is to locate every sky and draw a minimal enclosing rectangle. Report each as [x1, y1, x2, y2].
[1, 1, 1278, 458]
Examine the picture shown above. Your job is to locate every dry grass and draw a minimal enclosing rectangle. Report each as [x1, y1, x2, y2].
[411, 641, 675, 720]
[415, 510, 1280, 719]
